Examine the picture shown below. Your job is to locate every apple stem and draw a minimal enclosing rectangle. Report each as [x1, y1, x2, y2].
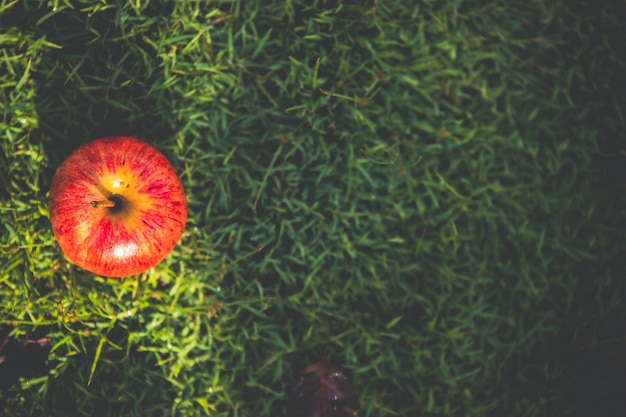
[90, 200, 116, 209]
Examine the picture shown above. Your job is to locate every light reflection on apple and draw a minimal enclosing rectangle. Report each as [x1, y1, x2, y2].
[112, 242, 138, 259]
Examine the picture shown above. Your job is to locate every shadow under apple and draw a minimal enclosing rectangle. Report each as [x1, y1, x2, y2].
[4, 1, 178, 176]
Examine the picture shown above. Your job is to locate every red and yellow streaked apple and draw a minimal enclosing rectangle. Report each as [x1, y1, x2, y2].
[48, 136, 187, 277]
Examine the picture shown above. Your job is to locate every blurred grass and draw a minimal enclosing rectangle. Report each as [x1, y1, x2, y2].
[1, 0, 625, 416]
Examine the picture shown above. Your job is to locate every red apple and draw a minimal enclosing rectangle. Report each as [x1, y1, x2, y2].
[48, 136, 187, 277]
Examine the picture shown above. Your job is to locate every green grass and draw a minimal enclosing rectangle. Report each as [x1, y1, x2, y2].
[1, 0, 625, 416]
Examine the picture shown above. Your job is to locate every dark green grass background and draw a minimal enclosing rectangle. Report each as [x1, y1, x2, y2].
[1, 0, 625, 416]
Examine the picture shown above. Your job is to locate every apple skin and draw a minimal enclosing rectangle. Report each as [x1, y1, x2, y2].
[48, 136, 187, 277]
